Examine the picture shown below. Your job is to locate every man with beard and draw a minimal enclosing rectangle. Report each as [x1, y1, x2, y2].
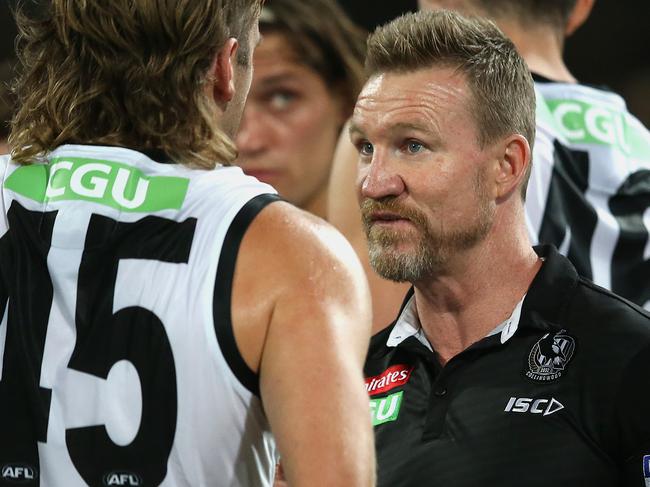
[329, 0, 650, 334]
[354, 10, 650, 487]
[416, 0, 650, 311]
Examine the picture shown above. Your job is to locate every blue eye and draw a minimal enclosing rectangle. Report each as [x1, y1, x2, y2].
[406, 141, 424, 154]
[359, 142, 374, 156]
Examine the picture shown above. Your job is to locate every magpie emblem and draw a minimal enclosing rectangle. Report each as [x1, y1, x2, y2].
[526, 329, 575, 382]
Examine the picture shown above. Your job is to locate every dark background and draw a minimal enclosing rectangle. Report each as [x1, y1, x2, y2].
[337, 0, 650, 126]
[0, 0, 648, 125]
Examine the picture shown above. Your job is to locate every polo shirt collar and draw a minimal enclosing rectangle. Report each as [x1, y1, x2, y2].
[522, 244, 579, 331]
[386, 289, 526, 349]
[386, 293, 431, 350]
[384, 244, 574, 350]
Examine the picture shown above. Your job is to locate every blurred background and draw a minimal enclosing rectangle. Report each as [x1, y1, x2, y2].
[337, 0, 650, 126]
[0, 0, 648, 127]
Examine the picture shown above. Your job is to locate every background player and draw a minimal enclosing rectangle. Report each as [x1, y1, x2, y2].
[329, 0, 650, 334]
[235, 0, 366, 220]
[357, 10, 650, 485]
[418, 0, 650, 309]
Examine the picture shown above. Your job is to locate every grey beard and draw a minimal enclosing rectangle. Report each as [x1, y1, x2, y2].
[367, 231, 438, 283]
[365, 207, 493, 283]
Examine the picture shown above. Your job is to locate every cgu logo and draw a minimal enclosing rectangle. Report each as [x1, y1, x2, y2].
[103, 471, 143, 486]
[551, 101, 632, 153]
[47, 160, 150, 209]
[1, 464, 37, 482]
[504, 397, 564, 417]
[369, 391, 404, 426]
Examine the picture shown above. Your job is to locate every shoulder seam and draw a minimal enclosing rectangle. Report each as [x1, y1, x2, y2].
[577, 277, 650, 321]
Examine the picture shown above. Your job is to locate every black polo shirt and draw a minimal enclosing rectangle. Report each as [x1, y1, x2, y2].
[365, 245, 650, 487]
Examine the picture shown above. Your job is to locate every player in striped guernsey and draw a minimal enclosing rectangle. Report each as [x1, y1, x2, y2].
[328, 0, 650, 335]
[0, 1, 375, 486]
[418, 0, 650, 310]
[355, 9, 650, 486]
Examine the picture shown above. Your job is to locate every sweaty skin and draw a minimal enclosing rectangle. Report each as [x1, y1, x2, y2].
[232, 201, 376, 487]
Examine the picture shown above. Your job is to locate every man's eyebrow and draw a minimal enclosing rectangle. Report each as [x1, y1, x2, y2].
[349, 121, 431, 135]
[348, 122, 365, 136]
[257, 74, 298, 87]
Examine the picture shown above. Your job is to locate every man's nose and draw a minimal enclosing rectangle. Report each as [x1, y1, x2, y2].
[359, 152, 406, 200]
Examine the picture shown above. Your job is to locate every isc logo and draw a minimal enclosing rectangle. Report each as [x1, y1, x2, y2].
[504, 397, 564, 416]
[1, 464, 37, 482]
[103, 471, 143, 486]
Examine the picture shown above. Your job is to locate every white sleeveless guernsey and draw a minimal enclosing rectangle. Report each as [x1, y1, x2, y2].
[526, 78, 650, 310]
[0, 144, 279, 487]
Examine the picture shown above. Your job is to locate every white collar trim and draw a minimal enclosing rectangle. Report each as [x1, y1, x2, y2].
[386, 294, 526, 349]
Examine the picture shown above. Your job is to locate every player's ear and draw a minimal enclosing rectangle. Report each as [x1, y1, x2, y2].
[208, 38, 240, 103]
[493, 134, 531, 200]
[565, 0, 595, 37]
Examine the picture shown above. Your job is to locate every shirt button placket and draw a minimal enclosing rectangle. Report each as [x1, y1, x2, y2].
[434, 387, 447, 397]
[422, 375, 450, 441]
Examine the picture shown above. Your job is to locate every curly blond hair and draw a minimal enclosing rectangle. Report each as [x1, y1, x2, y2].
[10, 0, 262, 168]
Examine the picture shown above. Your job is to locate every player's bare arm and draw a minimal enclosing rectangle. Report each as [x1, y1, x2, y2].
[232, 201, 376, 487]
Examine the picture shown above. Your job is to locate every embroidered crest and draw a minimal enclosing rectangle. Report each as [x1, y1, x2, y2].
[525, 329, 575, 382]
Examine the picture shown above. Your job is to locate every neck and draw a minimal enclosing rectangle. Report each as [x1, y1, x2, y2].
[414, 207, 541, 365]
[303, 185, 329, 221]
[498, 18, 576, 84]
[0, 141, 8, 155]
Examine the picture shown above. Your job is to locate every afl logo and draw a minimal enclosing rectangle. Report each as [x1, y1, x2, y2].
[1, 464, 37, 483]
[103, 471, 143, 486]
[526, 329, 576, 382]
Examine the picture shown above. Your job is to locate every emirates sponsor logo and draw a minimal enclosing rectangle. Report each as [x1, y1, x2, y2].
[365, 364, 413, 396]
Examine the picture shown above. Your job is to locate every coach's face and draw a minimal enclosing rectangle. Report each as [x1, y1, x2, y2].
[351, 67, 497, 283]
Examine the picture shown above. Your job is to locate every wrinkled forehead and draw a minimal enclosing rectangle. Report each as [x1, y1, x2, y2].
[356, 68, 472, 108]
[352, 69, 475, 134]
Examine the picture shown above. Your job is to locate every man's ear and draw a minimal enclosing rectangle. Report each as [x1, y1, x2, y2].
[208, 38, 240, 103]
[565, 0, 595, 37]
[493, 134, 531, 200]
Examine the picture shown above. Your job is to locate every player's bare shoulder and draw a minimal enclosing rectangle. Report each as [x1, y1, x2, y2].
[231, 200, 372, 372]
[242, 200, 368, 295]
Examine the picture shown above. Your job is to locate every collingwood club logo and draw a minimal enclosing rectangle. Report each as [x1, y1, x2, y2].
[526, 329, 575, 382]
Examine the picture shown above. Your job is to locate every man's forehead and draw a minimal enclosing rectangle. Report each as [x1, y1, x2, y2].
[351, 68, 475, 137]
[362, 67, 468, 92]
[355, 69, 470, 114]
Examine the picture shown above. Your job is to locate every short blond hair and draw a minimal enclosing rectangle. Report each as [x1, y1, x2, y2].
[366, 10, 536, 197]
[10, 0, 262, 168]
